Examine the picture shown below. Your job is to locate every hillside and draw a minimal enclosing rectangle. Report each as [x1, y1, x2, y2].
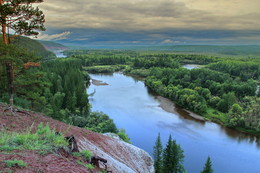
[10, 36, 56, 60]
[0, 103, 154, 173]
[39, 40, 68, 51]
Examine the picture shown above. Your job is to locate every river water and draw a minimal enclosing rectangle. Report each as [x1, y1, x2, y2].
[87, 73, 260, 173]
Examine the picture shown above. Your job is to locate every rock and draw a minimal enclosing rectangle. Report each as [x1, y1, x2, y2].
[78, 135, 154, 173]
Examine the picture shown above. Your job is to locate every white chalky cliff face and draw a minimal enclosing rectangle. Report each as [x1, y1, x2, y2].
[78, 133, 154, 173]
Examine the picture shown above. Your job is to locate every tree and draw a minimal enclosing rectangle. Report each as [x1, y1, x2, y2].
[163, 135, 185, 173]
[163, 135, 173, 173]
[0, 0, 45, 106]
[153, 133, 163, 173]
[201, 156, 213, 173]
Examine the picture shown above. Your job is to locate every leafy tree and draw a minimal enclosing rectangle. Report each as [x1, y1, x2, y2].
[0, 0, 45, 106]
[227, 104, 245, 128]
[153, 133, 163, 173]
[201, 156, 213, 173]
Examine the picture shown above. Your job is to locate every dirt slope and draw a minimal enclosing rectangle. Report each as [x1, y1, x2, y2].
[0, 104, 154, 173]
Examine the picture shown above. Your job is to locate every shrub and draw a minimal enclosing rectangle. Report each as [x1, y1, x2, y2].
[81, 150, 92, 160]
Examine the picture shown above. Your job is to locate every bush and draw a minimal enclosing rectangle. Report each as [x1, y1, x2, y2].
[117, 129, 131, 143]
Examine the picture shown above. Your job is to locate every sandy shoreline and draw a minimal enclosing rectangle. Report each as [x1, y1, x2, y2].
[91, 79, 109, 86]
[156, 96, 205, 121]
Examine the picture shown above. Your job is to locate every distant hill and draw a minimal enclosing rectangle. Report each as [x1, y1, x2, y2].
[121, 45, 260, 57]
[38, 40, 68, 51]
[9, 36, 56, 60]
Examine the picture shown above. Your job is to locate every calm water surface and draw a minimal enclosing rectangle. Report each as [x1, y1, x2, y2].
[87, 73, 260, 173]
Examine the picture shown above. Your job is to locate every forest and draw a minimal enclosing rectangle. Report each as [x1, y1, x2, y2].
[0, 38, 129, 142]
[65, 49, 260, 134]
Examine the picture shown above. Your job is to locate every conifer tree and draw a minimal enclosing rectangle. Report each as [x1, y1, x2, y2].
[153, 133, 163, 173]
[0, 0, 45, 106]
[163, 135, 185, 173]
[163, 135, 173, 173]
[201, 156, 213, 173]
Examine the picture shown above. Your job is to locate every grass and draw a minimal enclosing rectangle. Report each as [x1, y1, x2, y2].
[202, 107, 228, 124]
[76, 161, 95, 170]
[80, 150, 92, 160]
[4, 159, 27, 168]
[0, 122, 68, 152]
[72, 150, 92, 160]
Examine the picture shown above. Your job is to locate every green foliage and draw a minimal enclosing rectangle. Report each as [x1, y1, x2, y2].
[125, 68, 150, 78]
[0, 123, 68, 152]
[76, 161, 95, 170]
[117, 129, 131, 143]
[162, 135, 185, 173]
[12, 36, 56, 60]
[201, 157, 213, 173]
[208, 61, 260, 81]
[72, 152, 82, 157]
[153, 133, 163, 173]
[81, 150, 92, 161]
[4, 159, 27, 168]
[83, 65, 126, 73]
[85, 163, 95, 170]
[85, 112, 118, 133]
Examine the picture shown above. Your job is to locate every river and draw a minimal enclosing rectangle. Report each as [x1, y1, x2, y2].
[87, 73, 260, 173]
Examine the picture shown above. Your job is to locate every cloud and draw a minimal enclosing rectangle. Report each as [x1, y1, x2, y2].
[162, 39, 174, 44]
[36, 31, 72, 41]
[39, 0, 260, 31]
[35, 0, 260, 44]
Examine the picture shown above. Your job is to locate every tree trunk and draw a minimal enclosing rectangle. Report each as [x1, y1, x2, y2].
[1, 1, 14, 106]
[6, 63, 14, 106]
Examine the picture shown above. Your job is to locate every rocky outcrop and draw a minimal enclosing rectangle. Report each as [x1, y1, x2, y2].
[79, 133, 154, 173]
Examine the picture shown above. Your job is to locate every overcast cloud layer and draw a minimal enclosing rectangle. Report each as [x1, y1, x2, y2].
[37, 0, 260, 45]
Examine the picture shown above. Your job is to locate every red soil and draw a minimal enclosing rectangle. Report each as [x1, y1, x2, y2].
[0, 104, 111, 173]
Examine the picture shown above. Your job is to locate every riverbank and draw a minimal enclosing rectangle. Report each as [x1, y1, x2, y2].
[156, 96, 205, 121]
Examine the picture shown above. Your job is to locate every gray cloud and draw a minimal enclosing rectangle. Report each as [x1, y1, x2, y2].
[34, 0, 260, 45]
[35, 31, 72, 41]
[39, 0, 260, 31]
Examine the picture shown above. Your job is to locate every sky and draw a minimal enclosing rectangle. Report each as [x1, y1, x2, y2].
[35, 0, 260, 45]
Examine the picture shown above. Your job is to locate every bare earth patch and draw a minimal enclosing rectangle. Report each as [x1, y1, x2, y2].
[156, 96, 205, 121]
[91, 79, 109, 86]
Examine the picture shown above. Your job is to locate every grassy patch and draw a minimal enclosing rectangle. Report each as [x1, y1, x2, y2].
[76, 161, 94, 170]
[4, 159, 27, 168]
[72, 150, 92, 160]
[203, 107, 228, 124]
[0, 123, 68, 152]
[81, 150, 92, 160]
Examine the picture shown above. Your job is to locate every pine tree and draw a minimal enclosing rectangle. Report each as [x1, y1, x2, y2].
[0, 0, 45, 106]
[153, 133, 163, 173]
[163, 135, 186, 173]
[201, 156, 213, 173]
[163, 135, 173, 173]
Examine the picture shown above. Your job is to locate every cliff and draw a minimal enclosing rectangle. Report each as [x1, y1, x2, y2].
[0, 104, 154, 173]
